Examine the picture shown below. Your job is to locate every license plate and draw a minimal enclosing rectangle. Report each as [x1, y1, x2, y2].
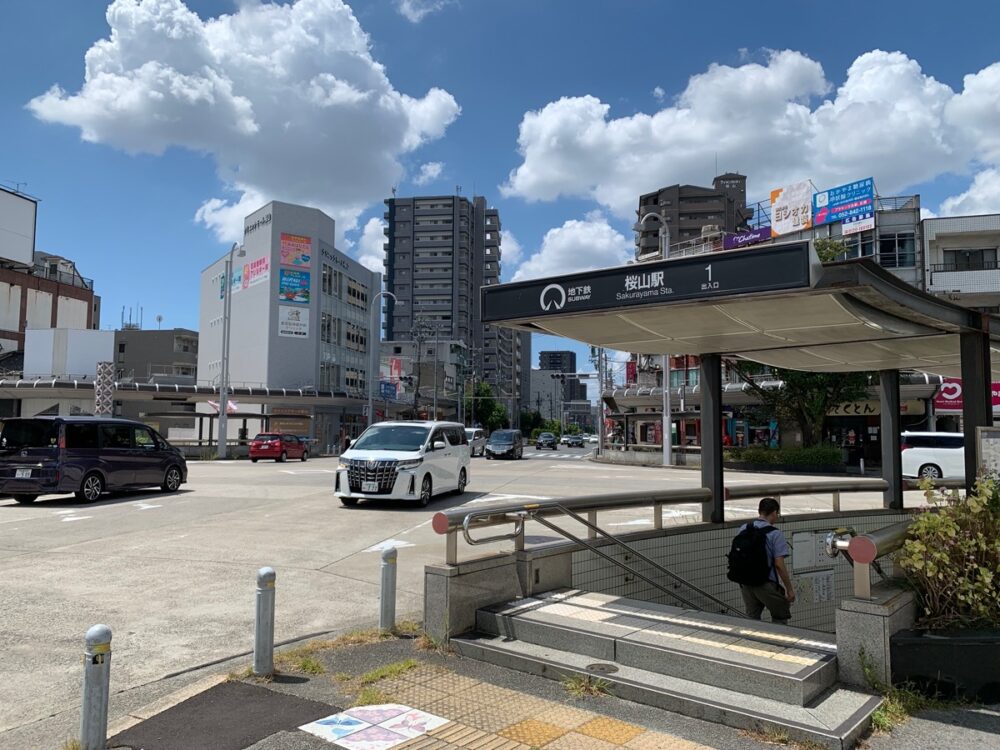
[15, 469, 31, 479]
[362, 481, 379, 493]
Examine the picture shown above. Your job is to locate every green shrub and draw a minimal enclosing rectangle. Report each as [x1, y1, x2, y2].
[723, 446, 842, 467]
[897, 477, 1000, 629]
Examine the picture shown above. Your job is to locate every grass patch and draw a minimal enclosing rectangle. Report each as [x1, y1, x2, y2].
[561, 674, 611, 698]
[297, 656, 325, 675]
[226, 665, 254, 682]
[334, 672, 354, 683]
[859, 646, 953, 734]
[414, 632, 454, 654]
[274, 628, 398, 671]
[393, 620, 423, 637]
[352, 686, 393, 707]
[740, 727, 790, 745]
[359, 659, 420, 685]
[61, 741, 82, 750]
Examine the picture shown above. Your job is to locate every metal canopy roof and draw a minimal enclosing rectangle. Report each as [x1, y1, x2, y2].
[482, 241, 1000, 377]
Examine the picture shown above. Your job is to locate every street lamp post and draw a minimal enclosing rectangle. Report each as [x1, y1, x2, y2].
[218, 242, 245, 459]
[367, 285, 398, 428]
[635, 212, 673, 468]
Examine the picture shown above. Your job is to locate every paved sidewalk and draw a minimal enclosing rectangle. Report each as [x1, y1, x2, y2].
[104, 631, 998, 750]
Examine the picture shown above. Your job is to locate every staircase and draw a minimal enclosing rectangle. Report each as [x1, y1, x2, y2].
[451, 589, 881, 750]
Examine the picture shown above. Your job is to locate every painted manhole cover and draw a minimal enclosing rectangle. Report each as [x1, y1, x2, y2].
[585, 663, 619, 674]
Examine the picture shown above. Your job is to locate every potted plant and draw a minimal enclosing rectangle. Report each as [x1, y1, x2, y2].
[891, 477, 1000, 701]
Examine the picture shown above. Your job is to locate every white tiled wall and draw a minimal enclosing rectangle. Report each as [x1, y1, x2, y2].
[572, 511, 911, 632]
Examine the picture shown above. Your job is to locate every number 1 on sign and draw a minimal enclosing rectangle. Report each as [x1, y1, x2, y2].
[702, 264, 719, 291]
[706, 264, 712, 282]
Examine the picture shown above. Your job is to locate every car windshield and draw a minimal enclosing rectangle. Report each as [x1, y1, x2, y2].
[350, 424, 431, 452]
[465, 429, 477, 438]
[254, 434, 280, 440]
[489, 431, 516, 444]
[539, 433, 555, 439]
[0, 419, 59, 451]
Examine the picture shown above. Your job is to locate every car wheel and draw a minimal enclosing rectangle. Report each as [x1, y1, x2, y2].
[340, 497, 358, 507]
[418, 475, 433, 507]
[455, 468, 467, 495]
[161, 466, 182, 493]
[76, 473, 104, 503]
[13, 495, 37, 504]
[279, 451, 287, 463]
[251, 458, 258, 463]
[919, 464, 943, 480]
[536, 445, 541, 450]
[301, 451, 308, 462]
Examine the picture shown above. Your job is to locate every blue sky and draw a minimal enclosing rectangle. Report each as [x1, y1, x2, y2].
[3, 0, 1000, 394]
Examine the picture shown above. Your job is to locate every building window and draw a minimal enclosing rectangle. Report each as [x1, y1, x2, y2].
[321, 312, 333, 344]
[941, 248, 997, 271]
[878, 232, 916, 268]
[841, 232, 876, 260]
[118, 343, 126, 353]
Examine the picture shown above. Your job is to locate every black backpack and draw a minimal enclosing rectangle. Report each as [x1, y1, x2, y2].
[726, 523, 775, 586]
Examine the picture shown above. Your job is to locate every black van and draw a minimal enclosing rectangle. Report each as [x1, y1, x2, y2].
[0, 416, 188, 504]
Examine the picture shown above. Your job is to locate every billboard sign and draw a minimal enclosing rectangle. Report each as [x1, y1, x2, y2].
[769, 180, 813, 237]
[812, 177, 875, 236]
[277, 305, 310, 338]
[723, 226, 772, 250]
[380, 356, 403, 382]
[0, 187, 37, 266]
[380, 381, 397, 400]
[278, 269, 310, 304]
[482, 242, 813, 321]
[280, 233, 312, 268]
[933, 378, 1000, 413]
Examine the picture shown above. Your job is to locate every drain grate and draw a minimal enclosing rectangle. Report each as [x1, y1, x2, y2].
[585, 663, 619, 674]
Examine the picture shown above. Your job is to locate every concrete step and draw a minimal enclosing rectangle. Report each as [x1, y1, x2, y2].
[477, 590, 838, 705]
[451, 634, 880, 750]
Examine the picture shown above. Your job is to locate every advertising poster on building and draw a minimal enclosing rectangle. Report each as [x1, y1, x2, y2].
[380, 356, 403, 382]
[812, 177, 875, 236]
[723, 226, 772, 250]
[278, 305, 310, 338]
[236, 255, 270, 293]
[769, 180, 814, 236]
[280, 233, 312, 268]
[933, 378, 1000, 413]
[278, 269, 310, 304]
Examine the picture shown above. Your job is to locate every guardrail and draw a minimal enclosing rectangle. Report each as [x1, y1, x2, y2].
[432, 478, 909, 565]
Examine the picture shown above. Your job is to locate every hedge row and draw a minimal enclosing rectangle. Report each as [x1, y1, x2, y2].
[723, 445, 843, 467]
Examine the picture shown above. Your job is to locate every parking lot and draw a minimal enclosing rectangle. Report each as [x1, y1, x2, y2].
[0, 450, 926, 749]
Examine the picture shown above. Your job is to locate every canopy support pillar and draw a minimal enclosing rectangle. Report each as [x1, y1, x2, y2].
[700, 354, 724, 523]
[961, 327, 991, 492]
[879, 370, 902, 509]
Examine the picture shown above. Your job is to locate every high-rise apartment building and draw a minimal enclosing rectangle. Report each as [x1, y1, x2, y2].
[635, 173, 753, 260]
[539, 350, 586, 401]
[383, 194, 530, 421]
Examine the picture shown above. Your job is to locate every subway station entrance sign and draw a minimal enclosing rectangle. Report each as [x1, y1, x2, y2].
[483, 241, 813, 322]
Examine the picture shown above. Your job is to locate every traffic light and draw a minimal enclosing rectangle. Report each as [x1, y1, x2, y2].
[550, 373, 567, 382]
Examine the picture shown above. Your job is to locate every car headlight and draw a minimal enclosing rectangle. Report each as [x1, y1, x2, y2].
[337, 462, 349, 470]
[397, 458, 423, 470]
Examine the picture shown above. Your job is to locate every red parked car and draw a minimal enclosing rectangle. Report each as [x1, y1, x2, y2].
[249, 433, 308, 463]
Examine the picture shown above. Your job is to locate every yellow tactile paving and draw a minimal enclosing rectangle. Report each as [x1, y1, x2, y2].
[531, 704, 595, 729]
[452, 704, 535, 733]
[576, 716, 646, 744]
[543, 731, 619, 749]
[386, 683, 451, 706]
[498, 718, 567, 746]
[419, 673, 485, 694]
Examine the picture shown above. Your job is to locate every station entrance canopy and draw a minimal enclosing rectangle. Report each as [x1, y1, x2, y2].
[483, 241, 999, 512]
[482, 241, 1000, 377]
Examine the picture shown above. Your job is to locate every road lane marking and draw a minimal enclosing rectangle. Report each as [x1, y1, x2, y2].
[133, 502, 162, 510]
[279, 469, 336, 474]
[61, 516, 92, 522]
[364, 538, 416, 552]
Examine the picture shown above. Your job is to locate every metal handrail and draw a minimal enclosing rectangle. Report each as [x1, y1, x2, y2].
[542, 503, 743, 616]
[826, 518, 914, 600]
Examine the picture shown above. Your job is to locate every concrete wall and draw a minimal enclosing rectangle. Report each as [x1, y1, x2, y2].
[0, 282, 21, 331]
[56, 296, 89, 329]
[23, 328, 114, 379]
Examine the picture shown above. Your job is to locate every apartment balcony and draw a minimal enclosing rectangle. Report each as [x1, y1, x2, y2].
[928, 262, 1000, 294]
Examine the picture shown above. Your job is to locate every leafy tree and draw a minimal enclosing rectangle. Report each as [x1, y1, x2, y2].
[727, 360, 869, 448]
[520, 410, 544, 433]
[565, 423, 582, 435]
[465, 381, 508, 432]
[540, 419, 562, 437]
[814, 238, 849, 263]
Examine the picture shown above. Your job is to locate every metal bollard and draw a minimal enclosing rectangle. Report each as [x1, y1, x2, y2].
[379, 547, 397, 631]
[81, 624, 112, 750]
[254, 567, 276, 676]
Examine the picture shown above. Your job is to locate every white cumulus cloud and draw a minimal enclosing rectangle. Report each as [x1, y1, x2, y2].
[397, 0, 454, 23]
[652, 86, 665, 102]
[511, 214, 632, 282]
[940, 169, 1000, 216]
[413, 161, 443, 185]
[356, 217, 386, 274]
[500, 230, 523, 273]
[28, 0, 460, 243]
[501, 49, 1000, 218]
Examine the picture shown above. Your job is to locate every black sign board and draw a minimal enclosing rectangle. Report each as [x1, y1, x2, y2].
[483, 241, 813, 322]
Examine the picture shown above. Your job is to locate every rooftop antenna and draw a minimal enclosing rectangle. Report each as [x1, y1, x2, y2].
[391, 185, 397, 197]
[456, 184, 462, 196]
[156, 314, 163, 330]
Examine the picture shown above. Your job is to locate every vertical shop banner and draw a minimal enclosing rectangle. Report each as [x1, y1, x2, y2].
[812, 177, 875, 236]
[625, 360, 637, 385]
[769, 180, 814, 236]
[380, 356, 403, 382]
[278, 269, 311, 304]
[238, 255, 269, 292]
[278, 305, 310, 338]
[280, 233, 312, 268]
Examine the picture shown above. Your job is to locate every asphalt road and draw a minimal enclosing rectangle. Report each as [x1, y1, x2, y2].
[0, 449, 926, 749]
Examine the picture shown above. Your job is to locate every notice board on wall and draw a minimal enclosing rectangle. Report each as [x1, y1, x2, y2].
[977, 427, 1000, 475]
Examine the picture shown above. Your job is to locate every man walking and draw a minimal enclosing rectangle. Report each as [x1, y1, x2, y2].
[727, 497, 796, 623]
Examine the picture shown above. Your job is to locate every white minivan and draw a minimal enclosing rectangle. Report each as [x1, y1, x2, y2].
[900, 431, 965, 480]
[336, 421, 470, 507]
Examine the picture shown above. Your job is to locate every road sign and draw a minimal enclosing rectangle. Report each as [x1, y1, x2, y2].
[380, 381, 397, 400]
